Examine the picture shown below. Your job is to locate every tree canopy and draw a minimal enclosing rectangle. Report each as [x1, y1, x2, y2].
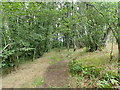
[1, 2, 119, 71]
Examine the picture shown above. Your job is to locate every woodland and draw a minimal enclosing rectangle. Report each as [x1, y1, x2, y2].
[1, 1, 120, 88]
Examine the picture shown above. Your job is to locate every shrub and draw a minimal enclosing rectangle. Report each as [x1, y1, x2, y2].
[68, 60, 102, 78]
[101, 71, 120, 81]
[97, 71, 120, 88]
[97, 80, 112, 88]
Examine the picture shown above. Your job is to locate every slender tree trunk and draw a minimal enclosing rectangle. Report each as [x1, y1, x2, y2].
[118, 1, 120, 74]
[117, 39, 120, 74]
[117, 2, 120, 70]
[67, 38, 70, 51]
[102, 29, 112, 47]
[73, 44, 76, 51]
[118, 41, 120, 62]
[110, 38, 114, 60]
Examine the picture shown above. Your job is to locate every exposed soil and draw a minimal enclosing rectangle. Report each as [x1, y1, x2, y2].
[2, 44, 118, 88]
[40, 60, 69, 88]
[2, 50, 71, 88]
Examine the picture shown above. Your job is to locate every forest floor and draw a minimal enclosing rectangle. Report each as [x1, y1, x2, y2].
[2, 43, 118, 88]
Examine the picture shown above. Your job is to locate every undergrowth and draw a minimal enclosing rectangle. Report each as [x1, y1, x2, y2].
[68, 60, 119, 88]
[32, 77, 44, 87]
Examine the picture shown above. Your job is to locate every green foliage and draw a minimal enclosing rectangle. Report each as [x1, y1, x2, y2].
[49, 55, 63, 64]
[68, 60, 102, 78]
[48, 85, 68, 88]
[97, 72, 120, 88]
[68, 60, 119, 88]
[50, 56, 61, 62]
[97, 80, 112, 88]
[1, 2, 119, 74]
[101, 71, 120, 81]
[32, 77, 44, 87]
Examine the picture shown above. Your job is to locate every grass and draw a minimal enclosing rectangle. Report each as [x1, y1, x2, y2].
[74, 44, 118, 69]
[22, 77, 44, 88]
[48, 49, 74, 64]
[32, 77, 44, 87]
[76, 55, 113, 67]
[49, 55, 62, 64]
[48, 44, 119, 88]
[68, 44, 119, 88]
[48, 85, 68, 88]
[2, 43, 119, 88]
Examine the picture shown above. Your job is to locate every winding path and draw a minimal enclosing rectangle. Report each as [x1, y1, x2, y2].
[2, 50, 71, 88]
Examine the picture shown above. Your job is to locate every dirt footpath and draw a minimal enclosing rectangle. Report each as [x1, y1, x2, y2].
[2, 50, 71, 88]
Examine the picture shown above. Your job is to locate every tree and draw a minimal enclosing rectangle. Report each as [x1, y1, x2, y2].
[1, 2, 119, 73]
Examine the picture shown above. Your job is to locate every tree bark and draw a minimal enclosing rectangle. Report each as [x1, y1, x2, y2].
[117, 39, 120, 74]
[118, 1, 120, 62]
[102, 28, 112, 47]
[118, 40, 120, 62]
